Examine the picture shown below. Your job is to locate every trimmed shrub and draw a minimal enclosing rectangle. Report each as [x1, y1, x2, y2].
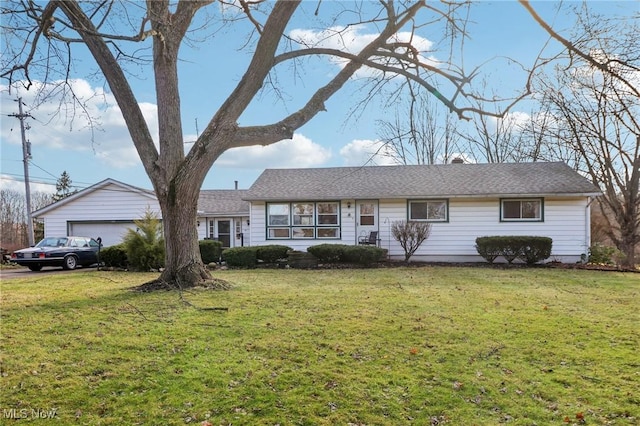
[342, 245, 386, 266]
[475, 237, 503, 264]
[307, 244, 346, 263]
[199, 239, 223, 264]
[476, 236, 552, 265]
[519, 237, 553, 265]
[100, 244, 127, 268]
[223, 247, 258, 268]
[256, 245, 292, 264]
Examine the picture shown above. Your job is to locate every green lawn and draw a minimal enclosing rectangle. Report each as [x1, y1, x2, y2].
[1, 267, 638, 425]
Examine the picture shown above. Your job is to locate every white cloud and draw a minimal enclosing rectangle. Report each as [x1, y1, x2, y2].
[488, 111, 532, 132]
[289, 26, 436, 78]
[215, 133, 332, 169]
[1, 80, 158, 170]
[0, 175, 56, 194]
[339, 139, 397, 166]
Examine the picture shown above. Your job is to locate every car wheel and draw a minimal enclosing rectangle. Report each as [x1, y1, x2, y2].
[28, 265, 42, 272]
[63, 255, 78, 270]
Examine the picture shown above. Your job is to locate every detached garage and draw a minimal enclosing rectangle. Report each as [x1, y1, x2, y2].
[33, 179, 161, 247]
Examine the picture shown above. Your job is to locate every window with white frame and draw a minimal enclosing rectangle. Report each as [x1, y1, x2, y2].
[267, 202, 340, 239]
[408, 200, 448, 222]
[501, 198, 543, 221]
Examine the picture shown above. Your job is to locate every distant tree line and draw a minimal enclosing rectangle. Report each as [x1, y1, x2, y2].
[1, 171, 78, 250]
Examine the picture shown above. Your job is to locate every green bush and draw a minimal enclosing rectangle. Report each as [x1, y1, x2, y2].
[342, 245, 386, 266]
[476, 236, 552, 265]
[588, 244, 617, 265]
[100, 244, 127, 268]
[307, 244, 385, 266]
[199, 240, 223, 264]
[123, 210, 165, 271]
[288, 251, 319, 268]
[475, 237, 502, 264]
[519, 237, 553, 265]
[256, 245, 292, 263]
[307, 244, 346, 263]
[223, 247, 258, 268]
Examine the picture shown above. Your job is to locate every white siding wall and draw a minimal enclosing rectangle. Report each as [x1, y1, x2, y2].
[379, 197, 589, 262]
[250, 197, 590, 263]
[40, 183, 161, 242]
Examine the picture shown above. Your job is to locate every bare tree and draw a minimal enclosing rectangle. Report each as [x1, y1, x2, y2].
[459, 102, 532, 164]
[1, 1, 539, 288]
[0, 189, 52, 248]
[526, 6, 640, 267]
[0, 189, 26, 248]
[377, 86, 461, 165]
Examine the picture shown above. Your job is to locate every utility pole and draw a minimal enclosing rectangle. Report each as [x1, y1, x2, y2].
[8, 98, 35, 246]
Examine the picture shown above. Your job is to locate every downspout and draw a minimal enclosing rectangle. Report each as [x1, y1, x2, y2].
[584, 196, 597, 263]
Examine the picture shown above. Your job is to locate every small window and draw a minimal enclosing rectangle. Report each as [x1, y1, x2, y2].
[293, 203, 314, 225]
[501, 199, 543, 221]
[359, 202, 375, 226]
[268, 203, 290, 226]
[317, 202, 339, 225]
[317, 228, 340, 239]
[292, 228, 315, 239]
[268, 228, 291, 239]
[409, 200, 448, 222]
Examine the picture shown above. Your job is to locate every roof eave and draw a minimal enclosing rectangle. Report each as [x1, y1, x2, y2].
[244, 191, 602, 202]
[197, 211, 250, 217]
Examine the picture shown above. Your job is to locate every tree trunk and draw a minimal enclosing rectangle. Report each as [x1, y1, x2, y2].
[156, 187, 207, 287]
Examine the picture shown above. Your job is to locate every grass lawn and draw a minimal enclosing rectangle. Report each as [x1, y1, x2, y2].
[1, 266, 638, 425]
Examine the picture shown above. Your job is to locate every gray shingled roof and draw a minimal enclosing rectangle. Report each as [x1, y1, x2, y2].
[244, 162, 601, 201]
[198, 190, 250, 215]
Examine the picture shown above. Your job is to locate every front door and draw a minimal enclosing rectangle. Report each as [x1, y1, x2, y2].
[217, 220, 231, 249]
[356, 200, 378, 243]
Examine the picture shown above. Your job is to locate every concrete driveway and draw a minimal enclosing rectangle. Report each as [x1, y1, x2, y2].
[0, 265, 98, 280]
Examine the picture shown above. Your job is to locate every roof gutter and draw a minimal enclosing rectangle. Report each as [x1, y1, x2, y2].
[243, 192, 603, 202]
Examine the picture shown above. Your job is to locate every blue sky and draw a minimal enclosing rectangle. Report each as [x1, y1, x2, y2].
[1, 1, 637, 195]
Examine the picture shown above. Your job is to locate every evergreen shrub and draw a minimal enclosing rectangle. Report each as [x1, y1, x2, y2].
[223, 247, 258, 268]
[199, 240, 223, 264]
[307, 244, 346, 263]
[100, 244, 127, 268]
[256, 245, 292, 263]
[476, 236, 552, 265]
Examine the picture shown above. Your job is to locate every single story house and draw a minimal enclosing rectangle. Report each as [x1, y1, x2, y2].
[244, 162, 601, 263]
[33, 162, 601, 263]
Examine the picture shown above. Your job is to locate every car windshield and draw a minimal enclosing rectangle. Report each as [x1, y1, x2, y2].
[36, 237, 68, 248]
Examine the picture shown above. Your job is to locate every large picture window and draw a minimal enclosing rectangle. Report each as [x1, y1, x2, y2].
[501, 198, 543, 221]
[408, 200, 448, 222]
[267, 202, 340, 239]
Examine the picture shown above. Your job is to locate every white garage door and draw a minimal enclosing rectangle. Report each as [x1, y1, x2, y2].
[69, 222, 136, 247]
